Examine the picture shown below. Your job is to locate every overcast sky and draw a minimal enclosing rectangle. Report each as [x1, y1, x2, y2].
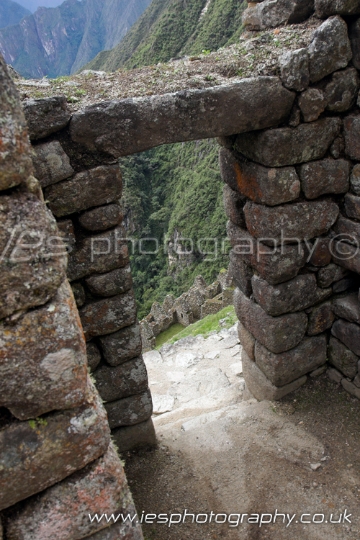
[16, 0, 65, 12]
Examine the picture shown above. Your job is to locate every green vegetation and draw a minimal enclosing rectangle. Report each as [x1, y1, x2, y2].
[165, 305, 237, 344]
[120, 139, 229, 318]
[155, 323, 184, 348]
[85, 0, 246, 72]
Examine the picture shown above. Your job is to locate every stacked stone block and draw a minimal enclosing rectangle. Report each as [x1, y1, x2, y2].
[220, 11, 360, 401]
[0, 57, 143, 539]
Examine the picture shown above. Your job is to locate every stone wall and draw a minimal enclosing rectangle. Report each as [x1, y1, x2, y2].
[0, 57, 143, 539]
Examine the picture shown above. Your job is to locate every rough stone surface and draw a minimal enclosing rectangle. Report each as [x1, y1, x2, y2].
[234, 288, 308, 354]
[315, 0, 360, 17]
[67, 226, 129, 281]
[243, 0, 314, 30]
[333, 292, 360, 323]
[235, 118, 341, 167]
[334, 215, 360, 245]
[324, 67, 359, 112]
[298, 88, 327, 122]
[244, 200, 339, 241]
[255, 335, 327, 386]
[79, 203, 122, 232]
[94, 356, 148, 402]
[86, 341, 102, 371]
[307, 236, 332, 267]
[45, 165, 122, 217]
[99, 324, 142, 366]
[331, 319, 360, 356]
[251, 274, 322, 316]
[79, 291, 137, 340]
[71, 282, 86, 307]
[344, 192, 360, 220]
[5, 443, 131, 540]
[329, 135, 345, 158]
[238, 321, 255, 360]
[317, 263, 348, 287]
[32, 141, 74, 188]
[0, 378, 110, 511]
[242, 350, 307, 401]
[350, 17, 360, 70]
[219, 147, 241, 193]
[308, 16, 352, 83]
[279, 48, 309, 92]
[227, 222, 307, 285]
[0, 191, 67, 320]
[112, 418, 157, 453]
[327, 366, 343, 383]
[342, 378, 360, 398]
[230, 158, 300, 206]
[350, 163, 360, 195]
[344, 115, 360, 160]
[70, 79, 295, 157]
[0, 55, 33, 190]
[307, 301, 335, 335]
[299, 158, 350, 199]
[332, 275, 358, 293]
[222, 184, 245, 227]
[332, 240, 360, 274]
[0, 281, 88, 420]
[85, 519, 143, 540]
[85, 266, 133, 297]
[105, 389, 153, 429]
[228, 249, 253, 296]
[23, 96, 71, 140]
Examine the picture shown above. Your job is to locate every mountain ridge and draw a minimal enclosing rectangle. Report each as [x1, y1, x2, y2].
[0, 0, 30, 29]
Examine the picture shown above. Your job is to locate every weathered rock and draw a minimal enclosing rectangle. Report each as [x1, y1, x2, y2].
[228, 250, 253, 296]
[315, 0, 360, 17]
[279, 48, 309, 92]
[0, 55, 33, 190]
[289, 104, 301, 127]
[242, 350, 307, 401]
[331, 318, 360, 356]
[299, 158, 350, 199]
[67, 226, 129, 282]
[23, 96, 71, 140]
[341, 378, 360, 398]
[310, 364, 327, 378]
[5, 443, 131, 540]
[354, 373, 360, 387]
[234, 288, 308, 353]
[112, 418, 156, 453]
[308, 16, 352, 83]
[79, 203, 122, 232]
[235, 118, 341, 167]
[99, 324, 142, 366]
[86, 341, 102, 371]
[255, 335, 327, 386]
[350, 164, 360, 195]
[344, 192, 360, 220]
[0, 281, 88, 420]
[70, 79, 295, 157]
[307, 236, 332, 266]
[219, 147, 240, 192]
[79, 292, 137, 340]
[333, 293, 360, 324]
[0, 378, 110, 510]
[298, 88, 326, 122]
[227, 222, 307, 285]
[94, 356, 148, 402]
[85, 266, 132, 298]
[231, 158, 300, 206]
[350, 17, 360, 70]
[238, 321, 255, 360]
[307, 301, 335, 335]
[324, 67, 359, 112]
[330, 135, 345, 159]
[327, 366, 343, 383]
[251, 274, 320, 316]
[344, 115, 360, 160]
[317, 263, 348, 287]
[334, 215, 360, 245]
[71, 282, 86, 307]
[32, 140, 74, 188]
[0, 191, 67, 320]
[332, 240, 360, 274]
[332, 275, 358, 293]
[105, 389, 153, 429]
[243, 0, 314, 30]
[222, 184, 245, 227]
[45, 165, 122, 217]
[244, 200, 339, 241]
[85, 518, 143, 540]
